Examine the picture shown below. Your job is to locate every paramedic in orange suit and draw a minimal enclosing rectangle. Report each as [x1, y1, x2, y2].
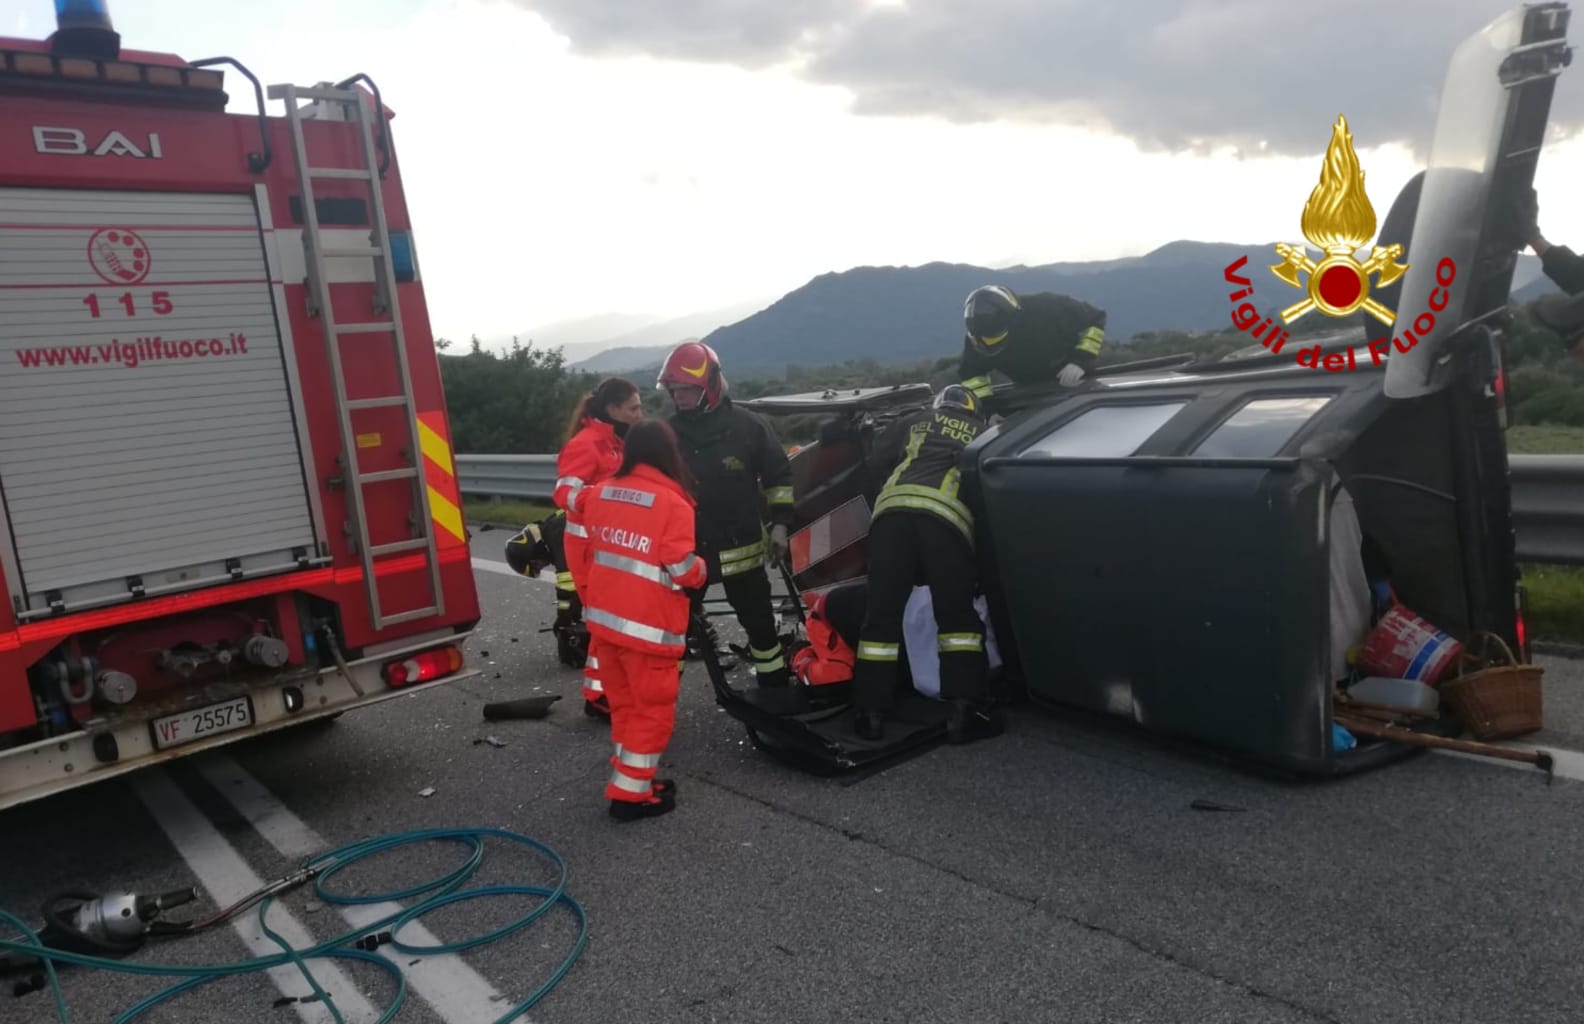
[554, 376, 643, 719]
[577, 418, 709, 821]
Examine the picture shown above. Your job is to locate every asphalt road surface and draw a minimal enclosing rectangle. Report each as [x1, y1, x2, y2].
[4, 524, 1584, 1024]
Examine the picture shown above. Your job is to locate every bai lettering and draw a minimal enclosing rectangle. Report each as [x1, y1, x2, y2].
[33, 126, 163, 159]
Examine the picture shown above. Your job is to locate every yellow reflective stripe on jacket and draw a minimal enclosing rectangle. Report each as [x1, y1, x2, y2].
[962, 374, 994, 399]
[765, 485, 794, 506]
[1076, 325, 1104, 356]
[874, 484, 974, 543]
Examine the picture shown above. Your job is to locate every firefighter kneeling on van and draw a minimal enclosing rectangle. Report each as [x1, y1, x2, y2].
[959, 285, 1107, 405]
[853, 384, 1002, 744]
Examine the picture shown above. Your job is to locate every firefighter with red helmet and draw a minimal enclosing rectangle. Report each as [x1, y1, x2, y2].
[578, 418, 709, 820]
[959, 285, 1107, 405]
[657, 341, 796, 687]
[555, 376, 644, 717]
[852, 384, 1001, 744]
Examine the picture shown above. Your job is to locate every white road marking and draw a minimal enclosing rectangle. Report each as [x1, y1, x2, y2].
[472, 556, 550, 582]
[196, 753, 519, 1024]
[132, 770, 382, 1024]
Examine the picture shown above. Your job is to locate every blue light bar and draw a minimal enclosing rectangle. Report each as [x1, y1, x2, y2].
[55, 0, 114, 32]
[389, 230, 419, 284]
[50, 0, 119, 59]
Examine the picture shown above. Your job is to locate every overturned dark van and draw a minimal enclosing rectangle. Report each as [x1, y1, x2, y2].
[700, 3, 1573, 778]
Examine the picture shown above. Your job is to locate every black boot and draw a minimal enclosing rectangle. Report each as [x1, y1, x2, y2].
[688, 619, 737, 669]
[584, 697, 610, 719]
[755, 665, 791, 688]
[555, 620, 589, 669]
[855, 710, 885, 741]
[946, 700, 1005, 745]
[609, 786, 676, 821]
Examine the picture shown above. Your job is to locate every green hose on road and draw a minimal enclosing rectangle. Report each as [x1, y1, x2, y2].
[0, 826, 589, 1024]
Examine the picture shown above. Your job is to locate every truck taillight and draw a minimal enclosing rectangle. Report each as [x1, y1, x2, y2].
[1515, 582, 1530, 662]
[382, 646, 464, 688]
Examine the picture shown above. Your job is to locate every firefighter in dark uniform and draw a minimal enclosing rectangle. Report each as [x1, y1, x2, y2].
[959, 285, 1107, 405]
[1520, 186, 1584, 289]
[504, 512, 588, 669]
[658, 341, 796, 687]
[852, 384, 999, 744]
[1518, 187, 1584, 347]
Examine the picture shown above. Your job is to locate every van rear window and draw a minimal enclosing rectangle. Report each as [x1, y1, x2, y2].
[1192, 396, 1333, 458]
[1019, 402, 1187, 459]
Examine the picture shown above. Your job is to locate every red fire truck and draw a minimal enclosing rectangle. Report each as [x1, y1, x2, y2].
[0, 2, 482, 809]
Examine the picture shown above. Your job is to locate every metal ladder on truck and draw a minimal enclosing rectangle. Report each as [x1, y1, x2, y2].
[268, 79, 445, 631]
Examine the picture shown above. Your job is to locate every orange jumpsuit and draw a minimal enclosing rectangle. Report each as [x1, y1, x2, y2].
[577, 464, 709, 805]
[554, 417, 624, 710]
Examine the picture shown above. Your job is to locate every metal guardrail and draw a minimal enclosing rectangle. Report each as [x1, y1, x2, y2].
[1509, 454, 1584, 567]
[457, 452, 1584, 565]
[455, 454, 558, 501]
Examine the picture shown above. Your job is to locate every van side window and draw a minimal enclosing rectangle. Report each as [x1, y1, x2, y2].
[1018, 402, 1188, 459]
[1192, 396, 1334, 459]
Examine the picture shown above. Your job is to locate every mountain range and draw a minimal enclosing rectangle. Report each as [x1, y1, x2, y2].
[542, 241, 1556, 378]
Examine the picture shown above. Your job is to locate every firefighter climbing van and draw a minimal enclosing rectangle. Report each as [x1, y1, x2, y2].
[0, 2, 481, 810]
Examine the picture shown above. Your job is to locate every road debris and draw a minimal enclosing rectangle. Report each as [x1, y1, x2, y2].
[483, 695, 560, 721]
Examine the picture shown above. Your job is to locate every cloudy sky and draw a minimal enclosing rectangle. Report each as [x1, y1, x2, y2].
[10, 0, 1584, 347]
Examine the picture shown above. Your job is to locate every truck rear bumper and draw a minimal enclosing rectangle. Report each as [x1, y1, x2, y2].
[0, 631, 479, 812]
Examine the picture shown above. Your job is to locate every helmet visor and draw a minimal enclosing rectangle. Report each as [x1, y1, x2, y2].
[666, 383, 705, 411]
[966, 305, 1010, 345]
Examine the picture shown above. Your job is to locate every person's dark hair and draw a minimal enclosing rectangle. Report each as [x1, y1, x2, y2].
[617, 418, 695, 493]
[564, 377, 639, 444]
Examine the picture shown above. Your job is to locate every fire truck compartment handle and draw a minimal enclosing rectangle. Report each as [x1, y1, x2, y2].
[187, 56, 272, 173]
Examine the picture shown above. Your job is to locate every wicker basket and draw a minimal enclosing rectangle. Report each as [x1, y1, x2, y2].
[1439, 632, 1544, 741]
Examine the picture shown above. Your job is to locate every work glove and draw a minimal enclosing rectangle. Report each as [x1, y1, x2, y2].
[768, 524, 789, 567]
[1056, 363, 1085, 388]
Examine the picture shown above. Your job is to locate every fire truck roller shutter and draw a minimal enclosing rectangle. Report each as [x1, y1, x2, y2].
[0, 187, 321, 616]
